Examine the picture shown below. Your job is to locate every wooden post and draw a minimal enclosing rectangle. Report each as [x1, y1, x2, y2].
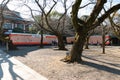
[102, 24, 106, 54]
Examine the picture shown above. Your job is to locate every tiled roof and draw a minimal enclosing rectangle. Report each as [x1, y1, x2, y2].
[4, 15, 24, 21]
[0, 4, 29, 22]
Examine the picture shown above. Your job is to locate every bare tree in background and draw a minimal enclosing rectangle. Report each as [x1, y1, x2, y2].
[26, 0, 72, 50]
[25, 0, 46, 48]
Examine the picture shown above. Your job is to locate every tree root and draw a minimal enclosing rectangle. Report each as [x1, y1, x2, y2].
[60, 56, 83, 63]
[60, 56, 71, 62]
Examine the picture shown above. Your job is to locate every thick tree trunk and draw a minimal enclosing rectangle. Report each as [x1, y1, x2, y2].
[69, 32, 86, 63]
[84, 36, 90, 49]
[57, 34, 66, 50]
[62, 32, 87, 63]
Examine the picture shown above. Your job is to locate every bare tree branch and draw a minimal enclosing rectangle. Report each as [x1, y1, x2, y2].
[35, 0, 46, 16]
[79, 2, 96, 9]
[34, 0, 57, 33]
[71, 0, 83, 31]
[108, 10, 120, 39]
[56, 0, 72, 31]
[46, 0, 57, 16]
[87, 0, 107, 26]
[25, 4, 53, 33]
[89, 3, 120, 30]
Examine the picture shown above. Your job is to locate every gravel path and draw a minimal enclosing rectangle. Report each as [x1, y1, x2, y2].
[7, 45, 120, 80]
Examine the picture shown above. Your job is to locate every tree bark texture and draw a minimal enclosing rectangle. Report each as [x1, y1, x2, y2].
[57, 34, 66, 50]
[69, 32, 87, 62]
[84, 36, 90, 49]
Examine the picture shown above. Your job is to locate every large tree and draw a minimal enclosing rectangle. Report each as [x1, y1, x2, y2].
[63, 0, 120, 63]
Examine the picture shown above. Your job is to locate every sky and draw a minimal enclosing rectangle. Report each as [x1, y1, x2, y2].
[0, 0, 120, 19]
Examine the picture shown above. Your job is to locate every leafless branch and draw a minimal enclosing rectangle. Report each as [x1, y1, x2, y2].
[35, 0, 46, 16]
[71, 0, 83, 30]
[25, 4, 53, 33]
[90, 3, 120, 30]
[79, 2, 96, 9]
[47, 0, 57, 16]
[87, 0, 107, 26]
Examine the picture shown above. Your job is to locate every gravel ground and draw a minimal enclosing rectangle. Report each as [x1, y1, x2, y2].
[5, 45, 120, 80]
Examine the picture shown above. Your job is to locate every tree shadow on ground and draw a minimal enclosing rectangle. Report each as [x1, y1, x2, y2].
[81, 56, 120, 75]
[0, 51, 23, 80]
[0, 45, 60, 57]
[83, 55, 120, 68]
[53, 48, 68, 51]
[5, 46, 41, 57]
